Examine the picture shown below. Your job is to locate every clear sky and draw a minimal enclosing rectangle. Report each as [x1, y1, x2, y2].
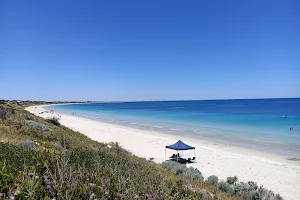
[0, 0, 299, 101]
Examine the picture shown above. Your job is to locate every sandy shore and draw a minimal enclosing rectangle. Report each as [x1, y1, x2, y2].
[26, 105, 300, 200]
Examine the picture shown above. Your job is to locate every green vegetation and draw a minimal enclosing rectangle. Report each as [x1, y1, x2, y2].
[0, 101, 283, 199]
[161, 161, 203, 181]
[162, 161, 283, 199]
[205, 175, 219, 186]
[45, 117, 61, 127]
[226, 176, 238, 185]
[17, 139, 36, 150]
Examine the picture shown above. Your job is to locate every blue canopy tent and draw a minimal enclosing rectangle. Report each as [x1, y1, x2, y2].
[165, 140, 196, 163]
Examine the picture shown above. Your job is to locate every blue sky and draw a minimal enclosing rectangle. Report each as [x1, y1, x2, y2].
[0, 0, 299, 101]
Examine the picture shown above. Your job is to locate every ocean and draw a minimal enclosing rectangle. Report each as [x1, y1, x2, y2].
[49, 98, 300, 157]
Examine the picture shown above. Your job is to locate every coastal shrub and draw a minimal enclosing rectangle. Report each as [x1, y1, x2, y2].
[248, 181, 258, 190]
[0, 142, 207, 200]
[233, 183, 284, 200]
[257, 186, 283, 200]
[0, 105, 7, 120]
[182, 167, 204, 180]
[46, 117, 60, 126]
[18, 139, 36, 150]
[173, 164, 185, 175]
[161, 160, 178, 171]
[275, 194, 284, 200]
[161, 161, 204, 181]
[233, 182, 249, 193]
[25, 120, 50, 132]
[227, 175, 238, 184]
[237, 191, 257, 200]
[0, 100, 6, 104]
[218, 181, 234, 195]
[205, 175, 219, 185]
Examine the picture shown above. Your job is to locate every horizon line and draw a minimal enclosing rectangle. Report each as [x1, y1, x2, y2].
[2, 97, 299, 103]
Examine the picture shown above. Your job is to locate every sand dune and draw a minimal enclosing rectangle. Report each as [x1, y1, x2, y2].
[26, 105, 300, 200]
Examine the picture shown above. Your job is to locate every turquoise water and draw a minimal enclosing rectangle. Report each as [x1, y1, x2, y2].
[49, 98, 300, 156]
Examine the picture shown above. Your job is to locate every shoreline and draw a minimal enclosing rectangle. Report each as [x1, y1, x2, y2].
[46, 103, 300, 158]
[26, 105, 300, 200]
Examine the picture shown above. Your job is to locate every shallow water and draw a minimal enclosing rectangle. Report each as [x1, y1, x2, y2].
[49, 98, 300, 157]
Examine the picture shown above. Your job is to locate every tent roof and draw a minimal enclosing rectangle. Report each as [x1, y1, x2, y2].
[165, 140, 195, 150]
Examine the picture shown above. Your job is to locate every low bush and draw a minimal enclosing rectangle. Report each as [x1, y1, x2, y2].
[25, 120, 50, 132]
[232, 182, 284, 200]
[219, 181, 235, 195]
[205, 175, 219, 185]
[227, 176, 238, 184]
[182, 167, 203, 180]
[18, 139, 36, 150]
[0, 143, 207, 199]
[233, 182, 249, 194]
[161, 160, 178, 171]
[46, 117, 60, 126]
[0, 105, 7, 120]
[161, 161, 204, 181]
[257, 186, 283, 200]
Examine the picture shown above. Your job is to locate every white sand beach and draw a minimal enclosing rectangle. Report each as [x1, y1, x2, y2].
[26, 105, 300, 200]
